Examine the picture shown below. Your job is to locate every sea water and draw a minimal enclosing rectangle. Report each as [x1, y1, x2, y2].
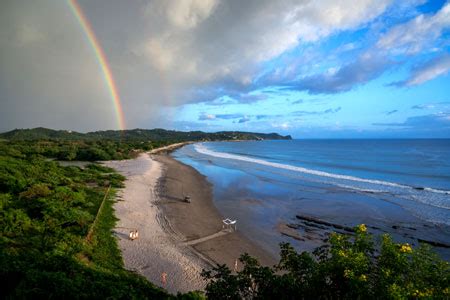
[173, 139, 450, 256]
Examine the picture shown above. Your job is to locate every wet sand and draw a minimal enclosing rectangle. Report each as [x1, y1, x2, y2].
[104, 152, 275, 294]
[154, 154, 276, 268]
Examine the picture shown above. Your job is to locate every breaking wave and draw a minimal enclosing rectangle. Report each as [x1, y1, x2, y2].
[194, 143, 450, 210]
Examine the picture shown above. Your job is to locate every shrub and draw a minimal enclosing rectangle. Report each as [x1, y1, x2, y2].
[202, 225, 450, 299]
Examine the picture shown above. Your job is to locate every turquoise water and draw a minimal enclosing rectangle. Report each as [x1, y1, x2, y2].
[173, 139, 450, 256]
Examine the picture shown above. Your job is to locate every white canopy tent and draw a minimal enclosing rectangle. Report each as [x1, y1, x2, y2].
[222, 218, 237, 231]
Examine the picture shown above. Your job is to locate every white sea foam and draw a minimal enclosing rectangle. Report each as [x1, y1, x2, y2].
[335, 184, 385, 194]
[424, 187, 450, 195]
[194, 144, 450, 196]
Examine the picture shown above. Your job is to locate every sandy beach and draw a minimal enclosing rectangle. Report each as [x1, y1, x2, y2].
[104, 154, 208, 293]
[104, 151, 275, 294]
[154, 155, 275, 268]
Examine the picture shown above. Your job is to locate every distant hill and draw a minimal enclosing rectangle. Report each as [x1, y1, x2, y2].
[0, 127, 86, 140]
[0, 127, 292, 142]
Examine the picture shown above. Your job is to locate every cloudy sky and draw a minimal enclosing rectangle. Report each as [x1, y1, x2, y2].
[1, 0, 449, 137]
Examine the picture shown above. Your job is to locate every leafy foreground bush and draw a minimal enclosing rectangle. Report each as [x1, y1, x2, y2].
[202, 225, 450, 299]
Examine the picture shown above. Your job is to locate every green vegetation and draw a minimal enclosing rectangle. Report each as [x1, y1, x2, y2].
[0, 127, 292, 142]
[2, 139, 161, 161]
[0, 142, 173, 298]
[1, 131, 448, 299]
[0, 127, 291, 162]
[202, 224, 450, 299]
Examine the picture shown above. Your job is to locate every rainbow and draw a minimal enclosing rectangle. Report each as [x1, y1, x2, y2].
[67, 0, 126, 130]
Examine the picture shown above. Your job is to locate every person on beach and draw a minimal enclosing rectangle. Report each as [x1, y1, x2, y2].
[129, 229, 139, 240]
[161, 272, 167, 286]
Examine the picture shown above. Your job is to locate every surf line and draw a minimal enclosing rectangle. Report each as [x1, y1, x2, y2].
[67, 0, 126, 130]
[194, 144, 450, 195]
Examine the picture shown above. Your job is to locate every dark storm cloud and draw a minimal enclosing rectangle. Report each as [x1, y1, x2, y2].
[0, 0, 118, 132]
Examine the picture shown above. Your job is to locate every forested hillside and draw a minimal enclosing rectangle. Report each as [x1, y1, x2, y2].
[0, 127, 292, 142]
[0, 128, 290, 162]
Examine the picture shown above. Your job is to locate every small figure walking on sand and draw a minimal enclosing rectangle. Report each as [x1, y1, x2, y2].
[161, 272, 167, 286]
[234, 259, 239, 272]
[129, 229, 139, 240]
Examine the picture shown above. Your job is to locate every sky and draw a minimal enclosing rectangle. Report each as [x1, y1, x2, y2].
[1, 0, 449, 138]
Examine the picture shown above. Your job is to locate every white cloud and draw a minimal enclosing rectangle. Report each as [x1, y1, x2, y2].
[134, 0, 392, 98]
[393, 54, 450, 86]
[377, 3, 450, 54]
[199, 113, 216, 120]
[167, 0, 218, 29]
[145, 0, 218, 30]
[289, 52, 390, 93]
[271, 122, 291, 129]
[406, 55, 450, 86]
[143, 38, 175, 71]
[296, 0, 391, 40]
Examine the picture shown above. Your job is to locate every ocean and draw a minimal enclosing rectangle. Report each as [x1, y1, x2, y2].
[173, 139, 450, 257]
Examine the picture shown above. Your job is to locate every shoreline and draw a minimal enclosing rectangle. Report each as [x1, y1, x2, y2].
[104, 154, 209, 293]
[153, 154, 276, 268]
[149, 142, 193, 155]
[169, 142, 450, 261]
[105, 140, 449, 294]
[104, 144, 275, 293]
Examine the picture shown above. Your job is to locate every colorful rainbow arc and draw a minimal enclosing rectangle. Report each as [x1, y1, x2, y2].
[68, 0, 126, 130]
